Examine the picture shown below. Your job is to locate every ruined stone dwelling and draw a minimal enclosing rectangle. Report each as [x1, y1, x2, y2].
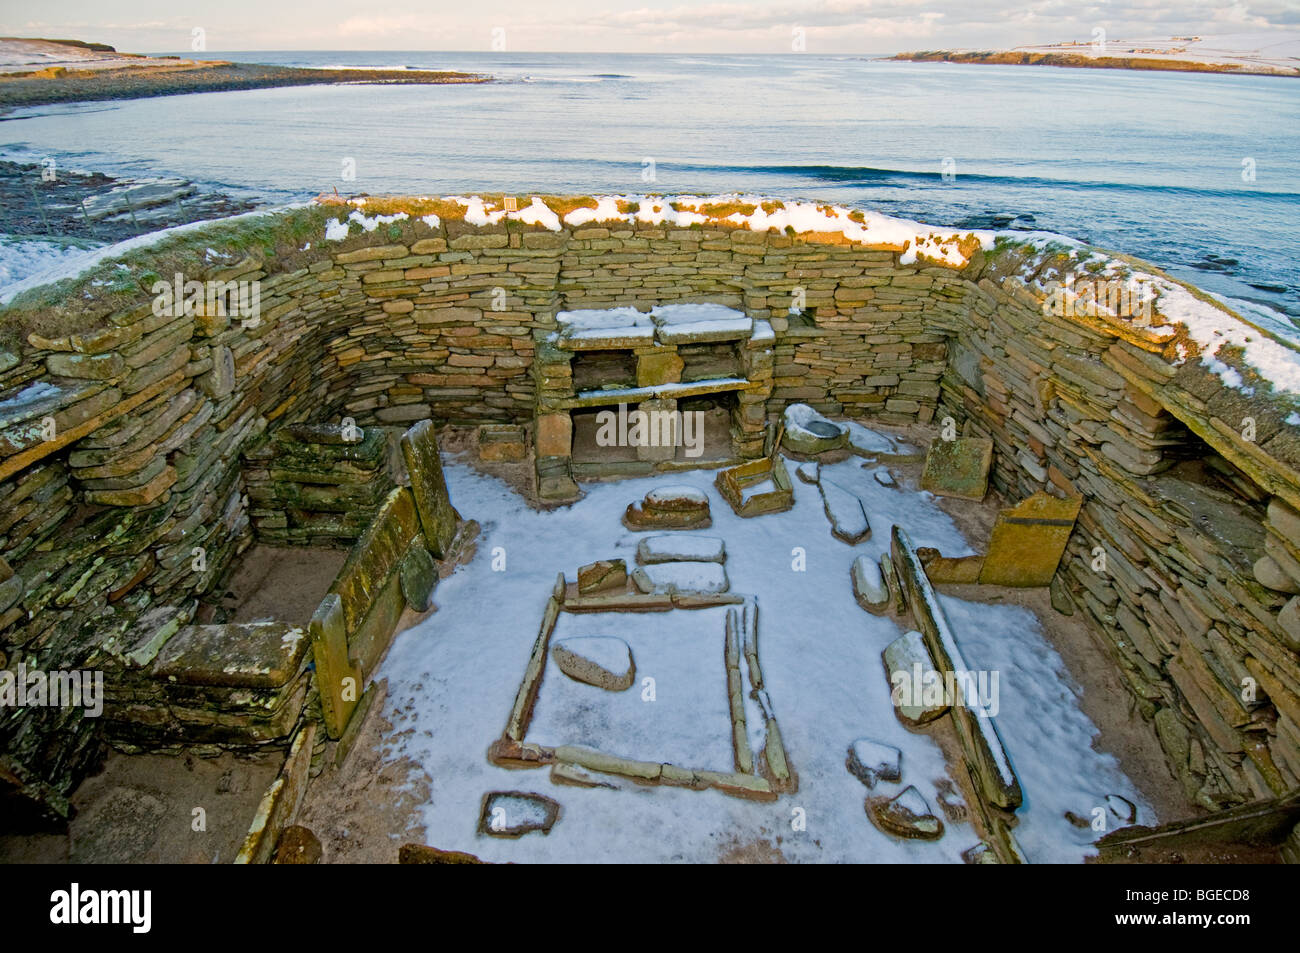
[0, 193, 1297, 858]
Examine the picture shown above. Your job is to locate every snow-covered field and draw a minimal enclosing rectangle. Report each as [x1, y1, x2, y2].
[373, 453, 1151, 863]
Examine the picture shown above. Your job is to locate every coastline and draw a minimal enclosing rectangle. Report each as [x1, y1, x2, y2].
[891, 48, 1300, 79]
[0, 39, 488, 113]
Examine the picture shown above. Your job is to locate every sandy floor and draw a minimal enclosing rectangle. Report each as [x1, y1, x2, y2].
[0, 749, 279, 863]
[224, 544, 347, 626]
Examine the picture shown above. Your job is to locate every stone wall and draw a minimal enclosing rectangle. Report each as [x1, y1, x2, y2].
[1, 194, 1298, 822]
[933, 249, 1300, 811]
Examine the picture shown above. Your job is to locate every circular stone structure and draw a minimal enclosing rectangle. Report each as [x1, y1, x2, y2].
[2, 191, 1299, 821]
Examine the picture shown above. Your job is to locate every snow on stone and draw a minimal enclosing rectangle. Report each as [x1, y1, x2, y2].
[633, 561, 729, 594]
[645, 485, 708, 508]
[325, 209, 409, 239]
[556, 307, 651, 331]
[637, 534, 726, 564]
[448, 195, 560, 231]
[448, 195, 506, 227]
[650, 303, 752, 343]
[784, 403, 846, 443]
[844, 421, 914, 456]
[891, 784, 933, 819]
[554, 194, 993, 266]
[552, 636, 633, 682]
[0, 380, 62, 420]
[1146, 273, 1300, 397]
[847, 738, 902, 787]
[820, 479, 871, 542]
[1021, 237, 1300, 402]
[323, 218, 350, 241]
[514, 197, 562, 231]
[650, 303, 749, 327]
[851, 554, 888, 605]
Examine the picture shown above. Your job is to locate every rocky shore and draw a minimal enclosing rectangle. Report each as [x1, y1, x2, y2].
[0, 160, 257, 247]
[0, 39, 487, 112]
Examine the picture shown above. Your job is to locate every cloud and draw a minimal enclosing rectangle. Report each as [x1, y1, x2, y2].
[12, 0, 1300, 52]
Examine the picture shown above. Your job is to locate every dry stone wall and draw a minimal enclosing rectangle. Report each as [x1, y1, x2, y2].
[1, 195, 1298, 822]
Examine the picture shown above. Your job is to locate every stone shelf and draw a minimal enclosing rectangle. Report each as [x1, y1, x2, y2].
[560, 376, 758, 410]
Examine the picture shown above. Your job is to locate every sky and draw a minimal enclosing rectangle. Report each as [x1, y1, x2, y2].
[3, 0, 1299, 54]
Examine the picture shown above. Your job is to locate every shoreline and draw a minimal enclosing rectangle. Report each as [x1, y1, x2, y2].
[0, 159, 258, 246]
[891, 49, 1300, 79]
[0, 56, 488, 113]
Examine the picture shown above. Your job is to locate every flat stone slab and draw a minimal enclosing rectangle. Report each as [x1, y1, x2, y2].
[783, 403, 848, 454]
[149, 621, 309, 689]
[650, 303, 752, 344]
[477, 791, 560, 838]
[978, 491, 1083, 587]
[632, 561, 729, 595]
[867, 785, 944, 840]
[623, 485, 713, 530]
[851, 554, 890, 614]
[920, 436, 993, 501]
[554, 307, 655, 349]
[636, 534, 726, 565]
[845, 421, 916, 458]
[882, 629, 948, 726]
[846, 738, 902, 788]
[645, 484, 709, 511]
[552, 636, 635, 691]
[401, 420, 461, 558]
[820, 479, 871, 544]
[795, 461, 820, 484]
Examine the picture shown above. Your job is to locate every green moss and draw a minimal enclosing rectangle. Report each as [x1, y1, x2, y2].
[0, 204, 333, 342]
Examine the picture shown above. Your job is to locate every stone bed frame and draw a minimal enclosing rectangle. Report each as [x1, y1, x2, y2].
[2, 192, 1299, 835]
[487, 575, 795, 801]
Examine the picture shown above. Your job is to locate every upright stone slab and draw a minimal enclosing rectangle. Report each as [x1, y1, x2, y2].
[919, 436, 993, 501]
[310, 593, 361, 739]
[891, 526, 1023, 811]
[401, 419, 461, 558]
[978, 491, 1084, 587]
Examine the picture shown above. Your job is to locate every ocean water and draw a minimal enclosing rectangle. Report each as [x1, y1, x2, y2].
[2, 51, 1298, 319]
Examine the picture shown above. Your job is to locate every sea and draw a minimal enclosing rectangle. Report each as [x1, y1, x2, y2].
[1, 50, 1297, 322]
